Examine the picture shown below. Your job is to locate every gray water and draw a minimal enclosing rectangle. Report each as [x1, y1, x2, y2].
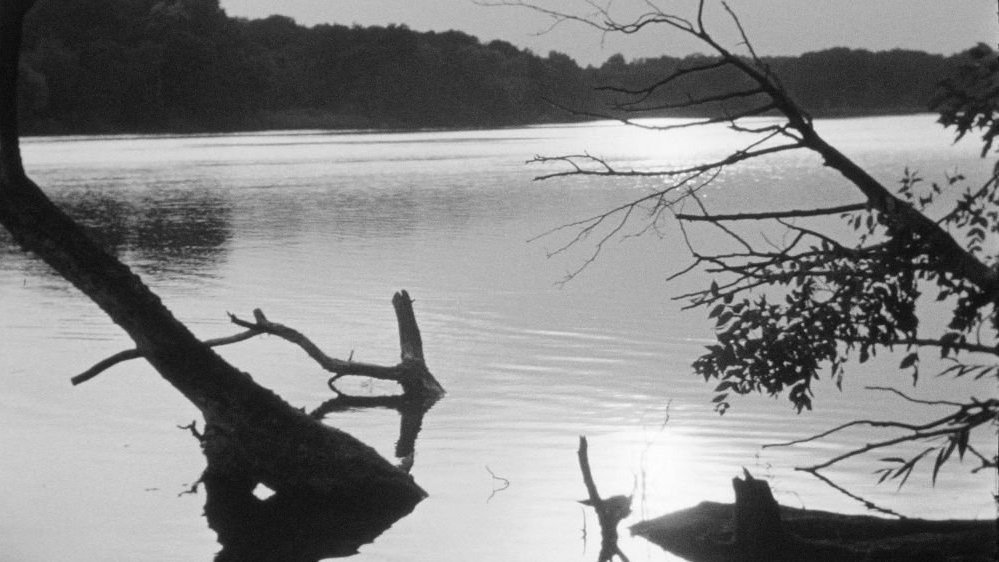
[1, 115, 995, 561]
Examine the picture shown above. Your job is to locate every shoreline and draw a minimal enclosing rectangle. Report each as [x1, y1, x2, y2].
[20, 109, 938, 140]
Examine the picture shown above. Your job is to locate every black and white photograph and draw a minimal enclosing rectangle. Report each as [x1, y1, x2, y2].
[0, 1, 996, 560]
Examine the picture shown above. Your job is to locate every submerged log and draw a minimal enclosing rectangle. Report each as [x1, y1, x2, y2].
[0, 0, 424, 511]
[630, 473, 997, 561]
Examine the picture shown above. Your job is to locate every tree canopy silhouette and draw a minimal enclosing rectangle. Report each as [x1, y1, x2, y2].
[14, 0, 974, 134]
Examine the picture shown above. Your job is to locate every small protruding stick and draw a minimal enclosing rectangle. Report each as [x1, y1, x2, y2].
[579, 435, 603, 508]
[390, 290, 444, 400]
[578, 436, 631, 562]
[393, 290, 424, 361]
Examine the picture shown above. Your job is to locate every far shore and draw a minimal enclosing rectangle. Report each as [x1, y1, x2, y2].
[21, 108, 938, 140]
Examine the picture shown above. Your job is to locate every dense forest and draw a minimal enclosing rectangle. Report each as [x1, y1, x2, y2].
[18, 0, 972, 134]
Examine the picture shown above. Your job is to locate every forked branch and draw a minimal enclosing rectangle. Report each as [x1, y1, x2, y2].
[764, 386, 998, 510]
[75, 291, 445, 402]
[515, 0, 998, 299]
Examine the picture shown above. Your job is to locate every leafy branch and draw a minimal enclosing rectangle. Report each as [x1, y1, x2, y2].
[499, 0, 998, 508]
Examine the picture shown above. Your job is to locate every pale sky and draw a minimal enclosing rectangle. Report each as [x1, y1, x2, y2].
[219, 0, 997, 66]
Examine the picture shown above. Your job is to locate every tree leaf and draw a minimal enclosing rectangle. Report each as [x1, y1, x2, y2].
[899, 352, 918, 369]
[956, 429, 969, 459]
[932, 440, 957, 486]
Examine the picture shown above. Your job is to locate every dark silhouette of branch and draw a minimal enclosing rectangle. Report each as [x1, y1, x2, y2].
[577, 436, 631, 562]
[229, 309, 403, 381]
[763, 386, 997, 511]
[834, 335, 998, 356]
[530, 140, 799, 179]
[595, 59, 731, 103]
[676, 203, 867, 222]
[863, 386, 964, 407]
[501, 0, 998, 510]
[229, 302, 445, 401]
[635, 103, 778, 131]
[529, 167, 720, 283]
[798, 469, 906, 519]
[615, 88, 766, 113]
[517, 0, 999, 299]
[480, 1, 695, 37]
[71, 328, 263, 385]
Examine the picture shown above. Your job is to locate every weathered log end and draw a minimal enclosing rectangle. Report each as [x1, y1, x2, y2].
[732, 469, 786, 558]
[392, 290, 445, 402]
[392, 290, 423, 361]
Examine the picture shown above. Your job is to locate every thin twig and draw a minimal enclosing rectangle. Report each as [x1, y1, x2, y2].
[799, 468, 906, 518]
[864, 386, 965, 407]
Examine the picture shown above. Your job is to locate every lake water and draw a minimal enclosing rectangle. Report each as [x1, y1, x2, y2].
[1, 115, 995, 561]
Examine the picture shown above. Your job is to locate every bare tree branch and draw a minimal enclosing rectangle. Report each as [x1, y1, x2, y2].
[864, 386, 964, 407]
[676, 203, 867, 222]
[530, 142, 800, 181]
[595, 59, 730, 102]
[838, 336, 998, 356]
[526, 1, 999, 296]
[228, 309, 404, 382]
[71, 328, 263, 385]
[229, 302, 445, 400]
[616, 88, 765, 113]
[799, 469, 906, 518]
[502, 0, 998, 506]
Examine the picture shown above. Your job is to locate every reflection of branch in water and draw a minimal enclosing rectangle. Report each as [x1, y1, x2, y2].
[485, 465, 511, 502]
[204, 475, 416, 562]
[311, 391, 435, 472]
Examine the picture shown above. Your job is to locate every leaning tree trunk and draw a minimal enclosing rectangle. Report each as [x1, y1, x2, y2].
[0, 0, 424, 508]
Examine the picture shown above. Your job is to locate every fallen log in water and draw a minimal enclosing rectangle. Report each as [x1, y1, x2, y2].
[0, 0, 436, 515]
[630, 472, 997, 561]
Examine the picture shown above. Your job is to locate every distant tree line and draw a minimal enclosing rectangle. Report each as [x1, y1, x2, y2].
[16, 0, 975, 134]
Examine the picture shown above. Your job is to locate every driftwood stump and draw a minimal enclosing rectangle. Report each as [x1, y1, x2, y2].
[630, 472, 998, 561]
[731, 469, 787, 559]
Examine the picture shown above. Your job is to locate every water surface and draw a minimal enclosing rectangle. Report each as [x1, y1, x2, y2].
[1, 115, 994, 561]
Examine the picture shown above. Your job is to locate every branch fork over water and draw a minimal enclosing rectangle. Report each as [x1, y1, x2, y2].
[74, 290, 445, 404]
